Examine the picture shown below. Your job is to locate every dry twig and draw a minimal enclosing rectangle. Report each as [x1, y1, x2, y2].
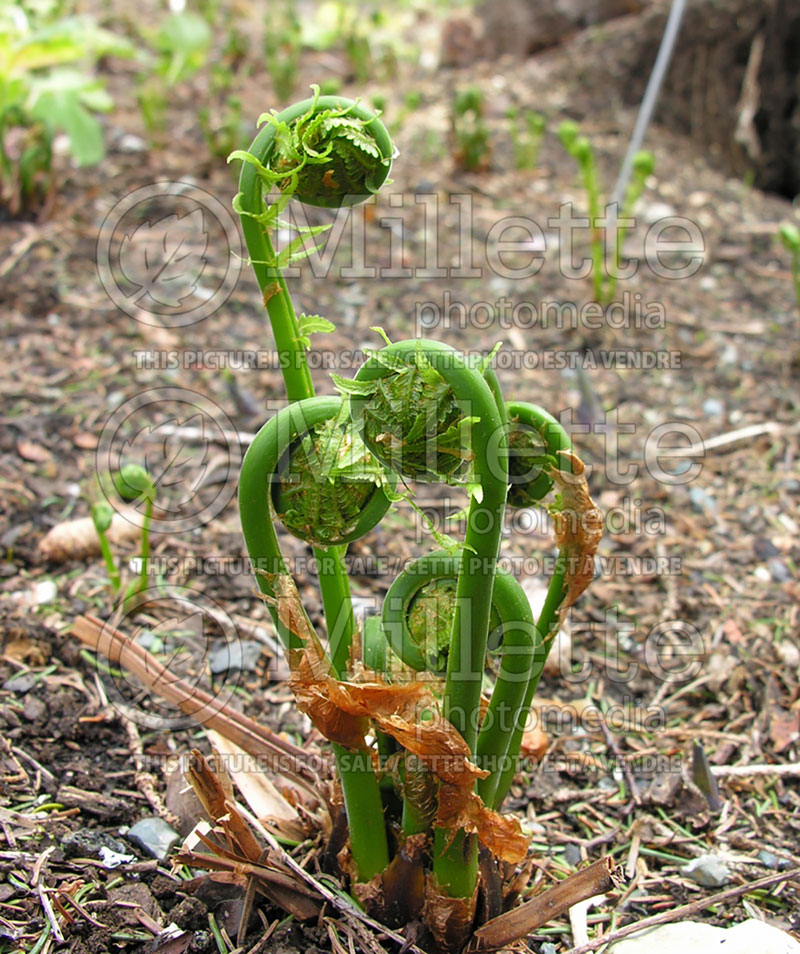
[561, 866, 800, 954]
[465, 858, 623, 952]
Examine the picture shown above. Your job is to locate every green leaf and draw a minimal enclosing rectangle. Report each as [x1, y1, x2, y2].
[296, 313, 335, 350]
[153, 12, 211, 84]
[779, 223, 800, 252]
[466, 481, 484, 504]
[479, 342, 502, 372]
[369, 326, 392, 347]
[297, 314, 335, 336]
[330, 373, 378, 396]
[31, 89, 104, 166]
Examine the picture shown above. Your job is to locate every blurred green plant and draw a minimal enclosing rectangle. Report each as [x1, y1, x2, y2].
[264, 0, 301, 101]
[91, 464, 158, 609]
[778, 222, 800, 317]
[558, 120, 654, 305]
[0, 0, 136, 214]
[136, 11, 211, 141]
[301, 3, 407, 84]
[452, 86, 490, 172]
[507, 107, 545, 170]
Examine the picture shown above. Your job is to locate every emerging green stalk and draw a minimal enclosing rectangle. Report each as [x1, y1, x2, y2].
[558, 121, 654, 307]
[231, 92, 394, 883]
[90, 502, 121, 592]
[779, 223, 800, 316]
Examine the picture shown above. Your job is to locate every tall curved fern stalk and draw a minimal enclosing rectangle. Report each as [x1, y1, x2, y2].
[230, 88, 602, 950]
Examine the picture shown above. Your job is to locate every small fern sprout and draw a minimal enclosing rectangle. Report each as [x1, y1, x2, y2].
[340, 344, 474, 484]
[110, 464, 157, 607]
[231, 86, 394, 209]
[90, 501, 121, 593]
[270, 402, 396, 548]
[506, 402, 572, 509]
[779, 222, 800, 322]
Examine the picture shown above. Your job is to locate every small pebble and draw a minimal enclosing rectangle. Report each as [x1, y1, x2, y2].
[563, 843, 582, 867]
[757, 849, 780, 869]
[33, 580, 58, 605]
[776, 642, 800, 669]
[117, 133, 148, 153]
[208, 639, 263, 674]
[768, 558, 792, 583]
[682, 854, 732, 888]
[2, 674, 34, 693]
[701, 398, 724, 416]
[22, 695, 47, 722]
[689, 486, 717, 514]
[135, 628, 163, 653]
[99, 846, 136, 868]
[640, 201, 677, 224]
[688, 191, 712, 207]
[127, 817, 180, 861]
[753, 537, 780, 560]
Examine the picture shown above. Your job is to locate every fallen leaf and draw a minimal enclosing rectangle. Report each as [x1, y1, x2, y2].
[436, 784, 528, 863]
[72, 432, 99, 449]
[722, 619, 744, 644]
[519, 726, 548, 760]
[206, 731, 303, 829]
[17, 439, 52, 462]
[769, 710, 800, 754]
[548, 451, 603, 627]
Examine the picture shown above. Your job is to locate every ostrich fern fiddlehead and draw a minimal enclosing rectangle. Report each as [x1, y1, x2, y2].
[232, 91, 603, 948]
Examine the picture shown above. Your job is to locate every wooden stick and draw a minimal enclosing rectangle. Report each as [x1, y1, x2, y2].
[70, 614, 324, 802]
[680, 421, 783, 457]
[465, 857, 623, 952]
[711, 762, 800, 778]
[561, 866, 800, 954]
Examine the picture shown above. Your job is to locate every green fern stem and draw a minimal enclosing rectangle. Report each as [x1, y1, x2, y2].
[234, 96, 394, 883]
[352, 339, 508, 899]
[238, 396, 390, 879]
[490, 401, 575, 808]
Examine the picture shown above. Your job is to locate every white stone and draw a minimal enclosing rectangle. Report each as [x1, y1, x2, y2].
[609, 920, 800, 954]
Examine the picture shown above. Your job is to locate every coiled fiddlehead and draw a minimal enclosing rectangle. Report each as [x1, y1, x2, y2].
[506, 401, 572, 508]
[382, 551, 503, 674]
[380, 549, 541, 809]
[270, 402, 394, 548]
[341, 343, 473, 483]
[240, 396, 393, 648]
[232, 87, 393, 209]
